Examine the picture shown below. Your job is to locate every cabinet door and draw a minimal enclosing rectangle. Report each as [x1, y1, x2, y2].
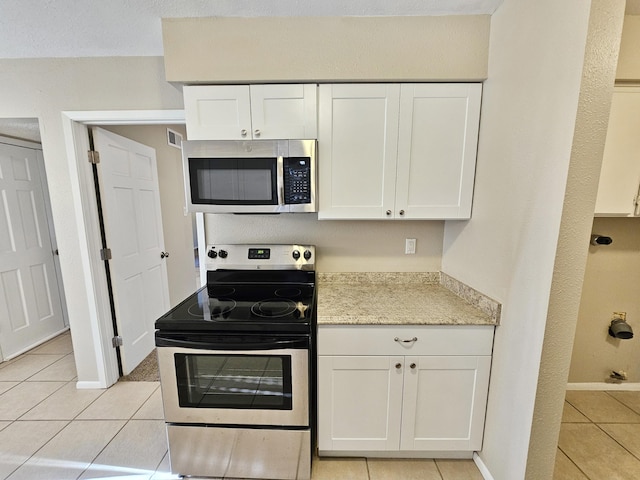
[400, 355, 491, 451]
[183, 85, 252, 140]
[595, 87, 640, 217]
[396, 84, 482, 219]
[249, 84, 317, 139]
[318, 355, 404, 452]
[318, 84, 400, 219]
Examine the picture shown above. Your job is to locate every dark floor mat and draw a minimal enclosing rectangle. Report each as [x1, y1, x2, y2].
[120, 349, 159, 382]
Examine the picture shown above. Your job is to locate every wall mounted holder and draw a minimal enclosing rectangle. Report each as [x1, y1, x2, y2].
[591, 234, 613, 246]
[609, 318, 633, 339]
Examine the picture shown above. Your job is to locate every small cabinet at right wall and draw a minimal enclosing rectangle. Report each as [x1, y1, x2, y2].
[318, 83, 482, 220]
[595, 86, 640, 217]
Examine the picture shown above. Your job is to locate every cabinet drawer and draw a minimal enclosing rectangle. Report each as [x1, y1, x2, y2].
[318, 325, 494, 356]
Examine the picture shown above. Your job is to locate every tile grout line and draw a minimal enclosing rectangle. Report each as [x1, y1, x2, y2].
[433, 458, 446, 480]
[4, 418, 71, 480]
[563, 394, 640, 479]
[603, 390, 640, 417]
[556, 443, 592, 480]
[75, 419, 130, 480]
[560, 399, 596, 479]
[597, 391, 640, 462]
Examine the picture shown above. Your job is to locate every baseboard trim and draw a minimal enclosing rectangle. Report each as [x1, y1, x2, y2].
[567, 382, 640, 391]
[76, 381, 107, 390]
[473, 452, 495, 480]
[3, 327, 70, 361]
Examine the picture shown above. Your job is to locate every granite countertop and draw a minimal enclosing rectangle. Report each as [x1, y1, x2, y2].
[317, 272, 501, 326]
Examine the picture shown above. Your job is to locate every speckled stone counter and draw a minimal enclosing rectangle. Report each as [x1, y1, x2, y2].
[317, 272, 500, 326]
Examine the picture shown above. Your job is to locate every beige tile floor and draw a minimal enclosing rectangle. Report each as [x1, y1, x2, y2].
[0, 332, 484, 479]
[555, 390, 640, 479]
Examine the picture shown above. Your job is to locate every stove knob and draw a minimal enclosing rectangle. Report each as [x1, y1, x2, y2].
[207, 249, 217, 258]
[292, 250, 301, 260]
[304, 250, 312, 260]
[218, 249, 228, 259]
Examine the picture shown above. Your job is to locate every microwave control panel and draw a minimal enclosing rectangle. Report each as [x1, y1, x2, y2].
[283, 158, 312, 204]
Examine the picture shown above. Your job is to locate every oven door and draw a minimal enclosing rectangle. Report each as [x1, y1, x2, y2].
[156, 333, 309, 427]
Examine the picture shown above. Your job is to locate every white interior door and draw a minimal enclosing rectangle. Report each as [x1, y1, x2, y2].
[0, 140, 66, 359]
[92, 127, 170, 375]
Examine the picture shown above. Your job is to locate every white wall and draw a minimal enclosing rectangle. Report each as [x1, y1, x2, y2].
[527, 2, 625, 476]
[205, 215, 443, 272]
[442, 0, 598, 478]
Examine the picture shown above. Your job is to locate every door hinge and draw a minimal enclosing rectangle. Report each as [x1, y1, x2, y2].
[112, 336, 123, 348]
[99, 248, 112, 261]
[88, 150, 100, 164]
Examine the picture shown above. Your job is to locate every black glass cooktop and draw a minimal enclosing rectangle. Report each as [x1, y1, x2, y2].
[155, 270, 315, 334]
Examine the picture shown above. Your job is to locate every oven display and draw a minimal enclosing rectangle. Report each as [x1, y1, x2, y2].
[248, 248, 270, 260]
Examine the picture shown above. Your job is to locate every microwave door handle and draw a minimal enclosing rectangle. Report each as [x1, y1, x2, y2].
[277, 156, 285, 206]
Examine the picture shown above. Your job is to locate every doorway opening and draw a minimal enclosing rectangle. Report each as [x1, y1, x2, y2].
[61, 110, 205, 388]
[0, 122, 69, 361]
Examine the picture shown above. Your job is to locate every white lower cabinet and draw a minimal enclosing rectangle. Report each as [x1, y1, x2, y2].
[317, 325, 493, 456]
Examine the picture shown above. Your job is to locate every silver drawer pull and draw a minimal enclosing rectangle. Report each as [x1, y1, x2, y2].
[394, 336, 418, 344]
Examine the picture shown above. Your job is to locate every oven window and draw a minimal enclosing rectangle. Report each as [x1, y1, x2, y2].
[174, 354, 293, 410]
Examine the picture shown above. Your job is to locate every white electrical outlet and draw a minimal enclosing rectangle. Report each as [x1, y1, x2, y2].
[405, 238, 416, 254]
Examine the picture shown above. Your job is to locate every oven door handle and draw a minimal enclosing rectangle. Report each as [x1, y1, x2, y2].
[155, 335, 309, 351]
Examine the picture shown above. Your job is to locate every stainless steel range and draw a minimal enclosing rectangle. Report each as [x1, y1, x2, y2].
[155, 244, 316, 480]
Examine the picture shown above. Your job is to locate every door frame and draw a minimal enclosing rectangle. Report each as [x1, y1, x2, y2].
[61, 110, 186, 388]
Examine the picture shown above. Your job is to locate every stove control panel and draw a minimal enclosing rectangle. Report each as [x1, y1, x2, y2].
[205, 244, 315, 270]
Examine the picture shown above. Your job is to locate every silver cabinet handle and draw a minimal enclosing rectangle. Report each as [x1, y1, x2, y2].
[241, 129, 248, 137]
[394, 337, 418, 344]
[410, 363, 417, 369]
[386, 210, 392, 216]
[254, 129, 261, 137]
[399, 210, 405, 216]
[395, 363, 402, 369]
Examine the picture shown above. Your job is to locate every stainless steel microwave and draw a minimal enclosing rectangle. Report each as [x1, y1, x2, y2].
[182, 139, 317, 214]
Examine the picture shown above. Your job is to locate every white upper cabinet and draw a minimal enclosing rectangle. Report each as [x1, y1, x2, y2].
[318, 83, 482, 220]
[396, 84, 481, 219]
[184, 84, 318, 140]
[595, 87, 640, 217]
[318, 84, 401, 219]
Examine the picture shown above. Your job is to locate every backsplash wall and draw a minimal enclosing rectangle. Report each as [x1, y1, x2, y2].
[569, 217, 640, 383]
[204, 214, 444, 272]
